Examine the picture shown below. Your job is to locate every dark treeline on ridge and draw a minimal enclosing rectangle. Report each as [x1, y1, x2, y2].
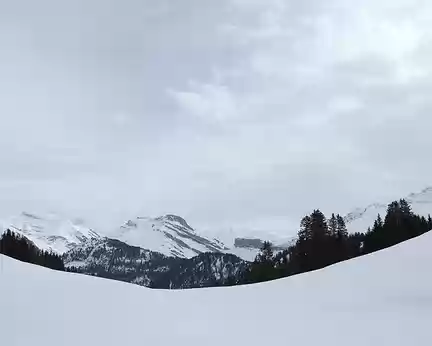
[0, 229, 65, 271]
[237, 199, 432, 285]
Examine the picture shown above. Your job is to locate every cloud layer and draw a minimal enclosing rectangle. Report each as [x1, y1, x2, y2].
[1, 0, 431, 235]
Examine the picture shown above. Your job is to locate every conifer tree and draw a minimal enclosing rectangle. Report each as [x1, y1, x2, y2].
[257, 241, 274, 263]
[298, 215, 312, 242]
[309, 209, 329, 239]
[375, 214, 384, 229]
[328, 213, 338, 238]
[336, 214, 348, 239]
[245, 241, 276, 284]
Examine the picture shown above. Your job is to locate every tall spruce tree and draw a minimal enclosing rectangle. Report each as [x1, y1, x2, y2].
[298, 215, 312, 242]
[336, 214, 348, 239]
[328, 213, 338, 238]
[309, 209, 329, 239]
[375, 214, 384, 229]
[257, 241, 274, 263]
[245, 241, 276, 283]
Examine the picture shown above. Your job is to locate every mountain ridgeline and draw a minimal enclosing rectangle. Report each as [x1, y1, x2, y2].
[1, 189, 431, 290]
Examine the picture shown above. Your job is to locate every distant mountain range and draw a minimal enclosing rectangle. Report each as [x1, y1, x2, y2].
[2, 186, 431, 288]
[0, 212, 266, 288]
[0, 212, 268, 261]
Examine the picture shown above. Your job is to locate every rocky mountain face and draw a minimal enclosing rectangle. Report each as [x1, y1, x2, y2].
[63, 237, 248, 289]
[234, 237, 294, 253]
[234, 238, 264, 249]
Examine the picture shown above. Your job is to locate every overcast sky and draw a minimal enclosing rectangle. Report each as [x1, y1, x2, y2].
[0, 0, 431, 236]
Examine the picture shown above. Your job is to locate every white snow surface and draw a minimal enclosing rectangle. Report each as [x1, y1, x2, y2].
[2, 231, 432, 345]
[345, 186, 432, 233]
[0, 212, 101, 254]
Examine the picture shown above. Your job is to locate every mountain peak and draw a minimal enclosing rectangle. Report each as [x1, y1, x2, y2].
[158, 214, 195, 232]
[114, 214, 227, 258]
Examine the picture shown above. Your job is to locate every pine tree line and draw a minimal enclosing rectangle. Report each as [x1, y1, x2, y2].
[239, 199, 432, 285]
[0, 229, 65, 271]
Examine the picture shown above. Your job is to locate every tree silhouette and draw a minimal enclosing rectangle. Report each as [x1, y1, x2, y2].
[0, 230, 64, 271]
[238, 199, 431, 286]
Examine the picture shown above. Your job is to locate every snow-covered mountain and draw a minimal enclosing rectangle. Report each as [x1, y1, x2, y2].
[4, 185, 431, 262]
[0, 212, 101, 254]
[107, 214, 269, 261]
[0, 211, 266, 260]
[2, 228, 432, 345]
[109, 214, 229, 258]
[63, 237, 248, 289]
[345, 186, 432, 233]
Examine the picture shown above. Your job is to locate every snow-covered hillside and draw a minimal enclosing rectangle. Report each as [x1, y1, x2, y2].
[0, 212, 101, 253]
[2, 231, 432, 345]
[345, 187, 432, 233]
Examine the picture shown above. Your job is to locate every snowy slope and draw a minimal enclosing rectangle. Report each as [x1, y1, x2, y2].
[2, 231, 432, 345]
[0, 212, 101, 254]
[345, 187, 432, 233]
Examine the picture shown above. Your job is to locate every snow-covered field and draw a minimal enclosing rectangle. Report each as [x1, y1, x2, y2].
[1, 231, 432, 345]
